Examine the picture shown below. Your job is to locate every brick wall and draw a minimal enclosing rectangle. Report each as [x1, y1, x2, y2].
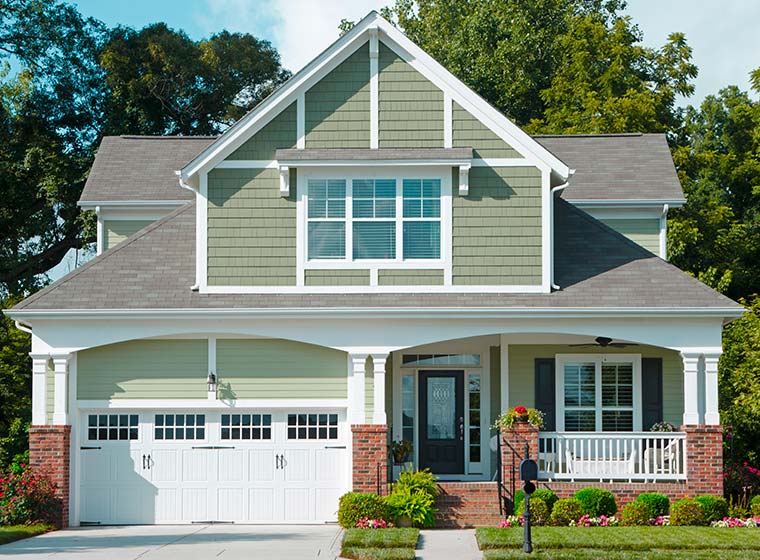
[436, 482, 502, 527]
[351, 424, 388, 495]
[29, 425, 71, 527]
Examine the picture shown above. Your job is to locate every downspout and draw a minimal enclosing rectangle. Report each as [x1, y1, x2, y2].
[176, 171, 201, 291]
[660, 204, 669, 259]
[14, 320, 32, 334]
[550, 170, 575, 290]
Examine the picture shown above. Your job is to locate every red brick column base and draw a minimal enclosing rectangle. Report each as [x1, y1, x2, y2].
[29, 425, 71, 528]
[351, 424, 388, 495]
[682, 424, 723, 496]
[501, 423, 540, 510]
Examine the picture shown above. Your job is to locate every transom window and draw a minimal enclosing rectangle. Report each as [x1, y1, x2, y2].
[221, 414, 272, 440]
[556, 355, 641, 432]
[401, 354, 481, 367]
[287, 413, 338, 440]
[88, 414, 138, 441]
[306, 177, 443, 261]
[154, 414, 205, 440]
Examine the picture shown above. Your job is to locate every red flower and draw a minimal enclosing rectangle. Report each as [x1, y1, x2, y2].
[514, 406, 528, 415]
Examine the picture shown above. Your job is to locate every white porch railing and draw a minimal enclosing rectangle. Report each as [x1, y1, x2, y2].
[537, 432, 687, 482]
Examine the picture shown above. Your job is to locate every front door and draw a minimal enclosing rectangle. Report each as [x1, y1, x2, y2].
[419, 371, 464, 475]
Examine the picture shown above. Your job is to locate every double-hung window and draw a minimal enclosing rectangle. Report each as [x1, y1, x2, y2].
[353, 179, 396, 259]
[308, 179, 346, 259]
[556, 355, 641, 432]
[402, 179, 441, 259]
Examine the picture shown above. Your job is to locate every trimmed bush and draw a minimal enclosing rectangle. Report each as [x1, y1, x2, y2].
[0, 468, 62, 526]
[392, 468, 438, 501]
[513, 488, 558, 516]
[549, 498, 584, 526]
[574, 487, 618, 517]
[621, 501, 650, 526]
[670, 498, 706, 526]
[527, 497, 550, 526]
[635, 492, 670, 518]
[338, 493, 391, 529]
[751, 495, 760, 517]
[694, 494, 729, 523]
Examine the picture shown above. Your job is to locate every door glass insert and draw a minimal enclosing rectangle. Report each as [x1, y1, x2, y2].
[426, 377, 456, 439]
[468, 374, 481, 463]
[401, 375, 414, 444]
[221, 414, 272, 440]
[88, 414, 138, 441]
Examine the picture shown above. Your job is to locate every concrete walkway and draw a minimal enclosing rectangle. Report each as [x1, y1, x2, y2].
[0, 524, 343, 560]
[416, 529, 482, 560]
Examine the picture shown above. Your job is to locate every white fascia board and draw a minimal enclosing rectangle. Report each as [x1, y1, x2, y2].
[6, 306, 746, 321]
[277, 158, 472, 167]
[567, 199, 687, 209]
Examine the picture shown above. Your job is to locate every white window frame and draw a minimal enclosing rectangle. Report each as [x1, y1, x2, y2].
[555, 354, 642, 432]
[297, 166, 452, 285]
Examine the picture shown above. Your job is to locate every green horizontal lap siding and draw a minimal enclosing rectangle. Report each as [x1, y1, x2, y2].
[377, 269, 444, 286]
[453, 102, 521, 158]
[228, 102, 297, 159]
[77, 340, 208, 400]
[378, 43, 443, 148]
[207, 168, 297, 286]
[305, 269, 370, 286]
[305, 43, 370, 148]
[452, 166, 543, 285]
[599, 218, 661, 254]
[508, 345, 683, 427]
[104, 220, 154, 250]
[217, 339, 347, 399]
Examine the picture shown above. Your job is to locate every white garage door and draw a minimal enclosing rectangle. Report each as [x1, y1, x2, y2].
[78, 410, 349, 525]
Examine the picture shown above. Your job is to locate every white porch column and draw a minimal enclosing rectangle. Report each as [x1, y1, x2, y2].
[704, 353, 721, 425]
[349, 354, 368, 424]
[499, 335, 509, 414]
[52, 354, 71, 425]
[681, 351, 701, 425]
[372, 353, 389, 424]
[31, 355, 49, 425]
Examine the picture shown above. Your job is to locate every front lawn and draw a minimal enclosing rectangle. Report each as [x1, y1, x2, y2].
[0, 524, 53, 546]
[476, 527, 760, 559]
[341, 528, 419, 560]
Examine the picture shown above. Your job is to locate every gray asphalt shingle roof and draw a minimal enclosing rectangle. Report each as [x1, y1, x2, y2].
[535, 133, 684, 202]
[13, 199, 739, 312]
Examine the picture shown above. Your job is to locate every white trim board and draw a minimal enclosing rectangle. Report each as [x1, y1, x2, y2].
[76, 399, 349, 410]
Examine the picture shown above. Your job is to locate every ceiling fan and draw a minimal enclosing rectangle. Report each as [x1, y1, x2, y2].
[569, 336, 639, 348]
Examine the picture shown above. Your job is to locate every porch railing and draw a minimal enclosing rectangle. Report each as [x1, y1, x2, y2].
[537, 431, 687, 482]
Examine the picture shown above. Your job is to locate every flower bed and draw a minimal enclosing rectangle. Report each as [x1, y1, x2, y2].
[711, 517, 760, 527]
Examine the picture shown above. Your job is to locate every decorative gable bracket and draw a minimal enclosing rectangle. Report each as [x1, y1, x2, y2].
[279, 165, 290, 197]
[459, 164, 471, 196]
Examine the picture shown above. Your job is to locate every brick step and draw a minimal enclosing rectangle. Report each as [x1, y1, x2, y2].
[434, 482, 503, 528]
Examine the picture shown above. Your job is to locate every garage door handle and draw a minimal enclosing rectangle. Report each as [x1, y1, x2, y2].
[324, 446, 346, 449]
[80, 446, 101, 450]
[142, 454, 146, 469]
[192, 446, 236, 450]
[275, 455, 280, 469]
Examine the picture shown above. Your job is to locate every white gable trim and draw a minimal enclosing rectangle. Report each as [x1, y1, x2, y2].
[180, 11, 569, 182]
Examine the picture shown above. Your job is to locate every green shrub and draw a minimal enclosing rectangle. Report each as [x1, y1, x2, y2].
[751, 495, 760, 517]
[621, 501, 650, 526]
[513, 488, 558, 516]
[527, 497, 549, 526]
[384, 487, 436, 528]
[392, 468, 438, 501]
[0, 468, 62, 527]
[635, 492, 670, 518]
[694, 494, 729, 523]
[338, 493, 391, 529]
[549, 498, 583, 526]
[574, 487, 618, 517]
[670, 498, 706, 526]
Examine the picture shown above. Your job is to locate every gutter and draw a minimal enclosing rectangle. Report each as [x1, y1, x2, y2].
[550, 170, 575, 290]
[176, 171, 201, 291]
[14, 320, 32, 334]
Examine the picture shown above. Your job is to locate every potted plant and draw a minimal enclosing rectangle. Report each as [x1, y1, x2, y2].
[389, 439, 413, 479]
[493, 406, 544, 430]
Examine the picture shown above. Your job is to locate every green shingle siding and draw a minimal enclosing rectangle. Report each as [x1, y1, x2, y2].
[77, 340, 208, 400]
[453, 166, 543, 285]
[507, 345, 683, 427]
[453, 102, 520, 158]
[377, 269, 444, 286]
[599, 218, 661, 254]
[305, 43, 370, 148]
[378, 44, 443, 148]
[104, 220, 154, 250]
[305, 269, 370, 286]
[217, 339, 347, 399]
[207, 168, 297, 286]
[228, 102, 297, 160]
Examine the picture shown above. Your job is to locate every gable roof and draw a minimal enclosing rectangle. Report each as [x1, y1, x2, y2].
[11, 198, 741, 315]
[179, 11, 570, 183]
[79, 135, 216, 205]
[536, 133, 684, 204]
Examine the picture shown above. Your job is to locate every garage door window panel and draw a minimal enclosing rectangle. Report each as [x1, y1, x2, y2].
[154, 414, 206, 440]
[287, 413, 338, 440]
[87, 413, 138, 441]
[221, 413, 272, 440]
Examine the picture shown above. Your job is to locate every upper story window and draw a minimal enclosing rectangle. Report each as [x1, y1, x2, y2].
[306, 177, 442, 262]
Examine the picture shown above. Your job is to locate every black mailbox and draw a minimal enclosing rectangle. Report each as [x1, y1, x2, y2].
[519, 458, 538, 482]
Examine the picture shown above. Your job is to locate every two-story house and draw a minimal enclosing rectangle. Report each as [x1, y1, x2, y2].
[6, 12, 742, 528]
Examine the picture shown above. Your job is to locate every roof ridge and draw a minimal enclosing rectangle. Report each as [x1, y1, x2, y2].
[533, 133, 645, 138]
[118, 135, 220, 140]
[13, 203, 195, 310]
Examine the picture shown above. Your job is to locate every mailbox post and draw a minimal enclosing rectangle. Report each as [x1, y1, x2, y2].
[519, 442, 538, 554]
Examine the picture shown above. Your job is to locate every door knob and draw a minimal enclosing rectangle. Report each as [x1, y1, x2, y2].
[458, 417, 464, 441]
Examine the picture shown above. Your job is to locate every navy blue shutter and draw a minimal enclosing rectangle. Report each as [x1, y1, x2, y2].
[641, 357, 663, 430]
[534, 358, 556, 431]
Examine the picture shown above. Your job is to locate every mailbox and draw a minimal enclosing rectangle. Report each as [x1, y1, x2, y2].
[519, 458, 538, 482]
[522, 481, 536, 495]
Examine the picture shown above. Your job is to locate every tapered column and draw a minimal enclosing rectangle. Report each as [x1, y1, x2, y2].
[31, 355, 49, 425]
[372, 353, 388, 424]
[349, 354, 368, 424]
[704, 353, 721, 425]
[52, 355, 71, 425]
[681, 352, 701, 425]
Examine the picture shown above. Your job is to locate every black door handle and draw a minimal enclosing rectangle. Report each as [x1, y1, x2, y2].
[142, 454, 146, 469]
[275, 454, 280, 469]
[147, 454, 151, 470]
[280, 454, 287, 468]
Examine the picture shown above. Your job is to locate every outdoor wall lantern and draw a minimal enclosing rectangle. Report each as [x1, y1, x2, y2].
[207, 372, 217, 394]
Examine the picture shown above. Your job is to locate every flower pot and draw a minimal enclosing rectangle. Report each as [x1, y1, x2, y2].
[515, 416, 529, 423]
[396, 515, 413, 528]
[392, 462, 413, 480]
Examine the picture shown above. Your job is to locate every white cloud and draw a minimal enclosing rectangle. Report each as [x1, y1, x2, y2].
[197, 0, 385, 72]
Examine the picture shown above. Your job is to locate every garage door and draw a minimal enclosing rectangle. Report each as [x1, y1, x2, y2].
[78, 410, 349, 524]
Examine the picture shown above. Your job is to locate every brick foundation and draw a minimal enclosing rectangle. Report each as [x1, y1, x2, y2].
[435, 481, 502, 527]
[500, 423, 724, 514]
[351, 424, 388, 495]
[29, 425, 71, 528]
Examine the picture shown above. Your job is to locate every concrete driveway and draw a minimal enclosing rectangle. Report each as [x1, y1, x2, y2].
[0, 524, 343, 559]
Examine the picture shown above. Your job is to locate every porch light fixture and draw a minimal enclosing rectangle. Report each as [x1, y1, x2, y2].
[207, 372, 217, 394]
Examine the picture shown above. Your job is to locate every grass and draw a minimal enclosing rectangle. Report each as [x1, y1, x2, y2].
[476, 527, 760, 559]
[341, 528, 419, 560]
[0, 524, 53, 546]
